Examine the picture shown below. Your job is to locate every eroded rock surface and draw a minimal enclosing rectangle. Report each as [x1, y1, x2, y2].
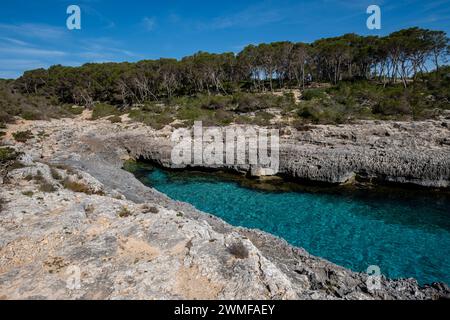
[0, 115, 449, 300]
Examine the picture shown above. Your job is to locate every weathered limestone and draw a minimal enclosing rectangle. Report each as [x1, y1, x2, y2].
[116, 119, 450, 188]
[0, 115, 449, 300]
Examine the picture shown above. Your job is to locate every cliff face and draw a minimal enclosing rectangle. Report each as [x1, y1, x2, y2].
[280, 121, 450, 187]
[0, 115, 449, 300]
[118, 119, 450, 188]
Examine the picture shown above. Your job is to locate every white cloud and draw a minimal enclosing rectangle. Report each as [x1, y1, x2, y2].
[0, 46, 66, 57]
[0, 23, 67, 41]
[141, 17, 156, 31]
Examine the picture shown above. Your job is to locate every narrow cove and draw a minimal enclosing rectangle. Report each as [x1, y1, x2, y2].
[126, 161, 450, 286]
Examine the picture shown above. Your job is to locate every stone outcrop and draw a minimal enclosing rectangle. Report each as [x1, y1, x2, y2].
[117, 119, 450, 188]
[0, 115, 449, 300]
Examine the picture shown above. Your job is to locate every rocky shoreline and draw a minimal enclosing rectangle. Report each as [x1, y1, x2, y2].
[0, 114, 449, 299]
[116, 118, 450, 189]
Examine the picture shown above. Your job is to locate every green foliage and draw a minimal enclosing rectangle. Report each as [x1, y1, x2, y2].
[0, 147, 19, 163]
[62, 178, 103, 195]
[1, 28, 448, 126]
[128, 109, 174, 129]
[64, 105, 84, 115]
[91, 103, 120, 120]
[0, 80, 71, 123]
[302, 89, 327, 101]
[39, 181, 57, 193]
[118, 206, 132, 218]
[108, 115, 122, 123]
[12, 130, 33, 143]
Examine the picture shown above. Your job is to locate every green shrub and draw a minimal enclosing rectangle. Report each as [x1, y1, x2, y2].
[129, 109, 173, 129]
[62, 178, 102, 195]
[39, 182, 57, 193]
[108, 115, 122, 123]
[291, 120, 312, 131]
[198, 95, 231, 110]
[65, 105, 84, 115]
[373, 96, 412, 117]
[91, 103, 120, 120]
[22, 191, 34, 197]
[118, 206, 132, 218]
[0, 147, 19, 163]
[302, 89, 327, 101]
[12, 130, 33, 142]
[21, 110, 41, 120]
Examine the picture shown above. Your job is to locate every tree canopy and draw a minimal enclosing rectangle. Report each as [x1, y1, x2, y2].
[14, 27, 449, 106]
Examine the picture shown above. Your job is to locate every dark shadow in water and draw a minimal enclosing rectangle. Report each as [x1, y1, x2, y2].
[125, 160, 450, 233]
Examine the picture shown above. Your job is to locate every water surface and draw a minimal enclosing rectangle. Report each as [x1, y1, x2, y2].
[128, 163, 450, 285]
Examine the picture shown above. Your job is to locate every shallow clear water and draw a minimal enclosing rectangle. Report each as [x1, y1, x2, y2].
[130, 164, 450, 285]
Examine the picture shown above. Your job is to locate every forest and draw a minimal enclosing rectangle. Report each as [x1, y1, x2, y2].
[1, 27, 450, 127]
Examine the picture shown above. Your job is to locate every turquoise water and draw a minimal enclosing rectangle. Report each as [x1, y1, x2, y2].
[131, 164, 450, 285]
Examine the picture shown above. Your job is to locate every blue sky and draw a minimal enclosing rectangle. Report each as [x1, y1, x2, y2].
[0, 0, 449, 79]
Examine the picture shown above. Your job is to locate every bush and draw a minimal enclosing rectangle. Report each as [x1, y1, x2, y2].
[0, 147, 19, 163]
[21, 110, 41, 120]
[50, 167, 63, 181]
[142, 204, 159, 214]
[39, 182, 57, 193]
[12, 130, 33, 142]
[302, 89, 327, 101]
[233, 93, 262, 112]
[64, 105, 84, 115]
[0, 82, 72, 123]
[373, 95, 412, 117]
[108, 115, 122, 123]
[129, 109, 173, 129]
[118, 206, 132, 218]
[227, 241, 249, 259]
[291, 120, 312, 131]
[198, 95, 231, 110]
[91, 103, 120, 120]
[63, 178, 102, 195]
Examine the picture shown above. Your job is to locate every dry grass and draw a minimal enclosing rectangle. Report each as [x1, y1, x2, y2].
[53, 164, 76, 175]
[50, 167, 63, 181]
[39, 181, 57, 193]
[118, 206, 132, 218]
[62, 178, 102, 195]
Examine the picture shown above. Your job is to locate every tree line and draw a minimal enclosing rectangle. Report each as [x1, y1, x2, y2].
[15, 27, 449, 107]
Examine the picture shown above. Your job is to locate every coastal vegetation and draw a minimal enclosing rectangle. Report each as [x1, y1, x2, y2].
[0, 27, 448, 127]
